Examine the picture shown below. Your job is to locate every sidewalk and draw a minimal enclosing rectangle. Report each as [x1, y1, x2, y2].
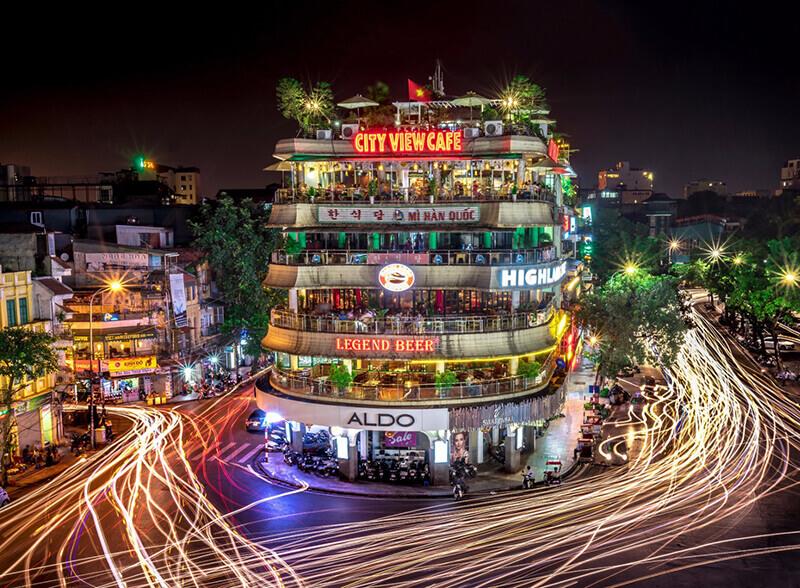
[256, 359, 594, 498]
[6, 447, 81, 493]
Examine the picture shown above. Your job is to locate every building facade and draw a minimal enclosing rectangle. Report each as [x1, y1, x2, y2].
[256, 116, 577, 484]
[598, 161, 654, 204]
[780, 158, 800, 192]
[684, 179, 727, 198]
[0, 267, 62, 456]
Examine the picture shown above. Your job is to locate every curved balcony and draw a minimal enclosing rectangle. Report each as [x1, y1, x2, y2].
[265, 362, 554, 407]
[267, 199, 556, 230]
[273, 185, 555, 205]
[270, 305, 554, 336]
[270, 246, 557, 267]
[263, 258, 568, 291]
[262, 312, 556, 360]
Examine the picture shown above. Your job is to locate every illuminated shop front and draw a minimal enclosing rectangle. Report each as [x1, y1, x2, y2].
[258, 88, 576, 484]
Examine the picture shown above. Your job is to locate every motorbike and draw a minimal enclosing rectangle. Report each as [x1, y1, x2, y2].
[452, 475, 467, 500]
[521, 467, 535, 489]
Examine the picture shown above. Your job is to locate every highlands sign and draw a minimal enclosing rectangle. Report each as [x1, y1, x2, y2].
[495, 260, 568, 290]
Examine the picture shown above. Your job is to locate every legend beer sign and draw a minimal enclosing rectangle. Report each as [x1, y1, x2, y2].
[353, 129, 463, 154]
[496, 260, 568, 290]
[335, 337, 439, 354]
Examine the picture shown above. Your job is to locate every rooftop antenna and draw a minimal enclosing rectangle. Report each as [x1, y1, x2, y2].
[431, 59, 444, 97]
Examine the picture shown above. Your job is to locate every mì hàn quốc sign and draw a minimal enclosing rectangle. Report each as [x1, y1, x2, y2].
[353, 130, 463, 154]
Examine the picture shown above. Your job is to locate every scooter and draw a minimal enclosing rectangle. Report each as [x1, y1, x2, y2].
[521, 466, 535, 489]
[452, 476, 467, 501]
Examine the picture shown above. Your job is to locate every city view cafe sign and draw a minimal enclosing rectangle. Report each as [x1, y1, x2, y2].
[353, 129, 463, 154]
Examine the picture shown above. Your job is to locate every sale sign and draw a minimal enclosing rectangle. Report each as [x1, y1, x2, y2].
[384, 431, 417, 448]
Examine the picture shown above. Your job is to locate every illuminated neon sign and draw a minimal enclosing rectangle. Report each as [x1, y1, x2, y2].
[353, 130, 463, 154]
[379, 263, 415, 292]
[335, 337, 438, 353]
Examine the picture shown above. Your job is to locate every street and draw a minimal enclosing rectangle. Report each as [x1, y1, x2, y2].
[2, 303, 800, 587]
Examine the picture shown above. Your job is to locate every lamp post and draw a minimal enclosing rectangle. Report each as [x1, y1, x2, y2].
[88, 279, 124, 449]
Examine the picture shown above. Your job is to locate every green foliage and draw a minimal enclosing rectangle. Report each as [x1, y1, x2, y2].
[435, 370, 459, 389]
[364, 81, 395, 127]
[276, 77, 335, 136]
[284, 234, 303, 255]
[561, 176, 577, 206]
[0, 327, 58, 484]
[481, 106, 500, 122]
[576, 271, 690, 377]
[189, 197, 284, 357]
[517, 360, 542, 379]
[328, 364, 353, 389]
[591, 208, 662, 282]
[500, 75, 549, 132]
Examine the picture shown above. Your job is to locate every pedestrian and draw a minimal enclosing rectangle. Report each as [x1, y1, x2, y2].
[45, 446, 54, 467]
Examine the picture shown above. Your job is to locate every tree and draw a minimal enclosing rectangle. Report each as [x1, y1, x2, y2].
[189, 197, 284, 359]
[500, 75, 549, 133]
[364, 81, 395, 127]
[0, 327, 58, 486]
[276, 77, 335, 137]
[576, 271, 690, 378]
[590, 208, 662, 282]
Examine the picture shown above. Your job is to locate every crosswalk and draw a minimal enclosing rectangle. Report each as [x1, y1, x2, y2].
[181, 441, 264, 466]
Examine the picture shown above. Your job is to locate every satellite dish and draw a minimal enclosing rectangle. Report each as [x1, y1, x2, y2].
[60, 253, 69, 261]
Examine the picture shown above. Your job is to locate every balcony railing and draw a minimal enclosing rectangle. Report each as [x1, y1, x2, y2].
[267, 361, 554, 403]
[270, 304, 554, 336]
[274, 186, 556, 205]
[271, 246, 557, 267]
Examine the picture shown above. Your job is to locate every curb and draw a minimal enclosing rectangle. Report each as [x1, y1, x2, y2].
[255, 457, 587, 499]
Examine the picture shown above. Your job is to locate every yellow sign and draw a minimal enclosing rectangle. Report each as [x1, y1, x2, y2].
[107, 355, 158, 374]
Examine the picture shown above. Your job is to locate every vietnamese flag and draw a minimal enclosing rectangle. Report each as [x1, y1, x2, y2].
[408, 79, 432, 102]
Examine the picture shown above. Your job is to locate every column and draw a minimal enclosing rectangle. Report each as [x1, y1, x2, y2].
[359, 430, 368, 460]
[469, 430, 484, 464]
[343, 359, 353, 373]
[504, 425, 521, 473]
[509, 356, 519, 376]
[290, 422, 305, 452]
[288, 289, 298, 312]
[289, 354, 299, 371]
[435, 361, 445, 374]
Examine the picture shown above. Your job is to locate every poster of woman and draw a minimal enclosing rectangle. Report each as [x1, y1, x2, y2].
[450, 431, 469, 463]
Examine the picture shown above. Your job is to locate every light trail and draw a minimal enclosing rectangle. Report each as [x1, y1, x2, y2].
[1, 300, 799, 586]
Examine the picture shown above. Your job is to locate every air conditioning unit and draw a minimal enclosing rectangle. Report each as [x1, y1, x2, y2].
[463, 127, 481, 139]
[341, 124, 360, 140]
[484, 121, 503, 136]
[316, 129, 333, 140]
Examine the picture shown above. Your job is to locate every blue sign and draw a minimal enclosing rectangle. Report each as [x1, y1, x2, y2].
[102, 313, 119, 322]
[433, 254, 443, 265]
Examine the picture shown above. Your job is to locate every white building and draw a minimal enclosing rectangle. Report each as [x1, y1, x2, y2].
[598, 161, 654, 204]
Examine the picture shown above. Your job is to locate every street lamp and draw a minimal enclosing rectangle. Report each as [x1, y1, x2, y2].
[667, 239, 681, 264]
[782, 271, 798, 286]
[624, 263, 638, 275]
[88, 279, 126, 449]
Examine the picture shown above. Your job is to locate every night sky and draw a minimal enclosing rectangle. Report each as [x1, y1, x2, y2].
[2, 1, 798, 198]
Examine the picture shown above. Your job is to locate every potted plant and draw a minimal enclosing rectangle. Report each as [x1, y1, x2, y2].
[328, 363, 353, 396]
[435, 369, 458, 398]
[367, 178, 378, 204]
[517, 359, 542, 381]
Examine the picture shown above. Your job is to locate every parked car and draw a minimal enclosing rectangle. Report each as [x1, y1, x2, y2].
[0, 487, 10, 508]
[245, 409, 267, 432]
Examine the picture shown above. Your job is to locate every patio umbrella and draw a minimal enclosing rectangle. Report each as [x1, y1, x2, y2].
[451, 91, 491, 121]
[263, 161, 292, 172]
[337, 94, 379, 121]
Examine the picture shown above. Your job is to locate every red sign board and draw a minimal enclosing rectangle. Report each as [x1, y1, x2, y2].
[353, 130, 463, 154]
[548, 139, 560, 162]
[335, 337, 438, 353]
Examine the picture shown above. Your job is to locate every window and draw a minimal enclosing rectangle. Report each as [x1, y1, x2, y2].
[18, 297, 28, 324]
[30, 211, 43, 225]
[6, 299, 17, 326]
